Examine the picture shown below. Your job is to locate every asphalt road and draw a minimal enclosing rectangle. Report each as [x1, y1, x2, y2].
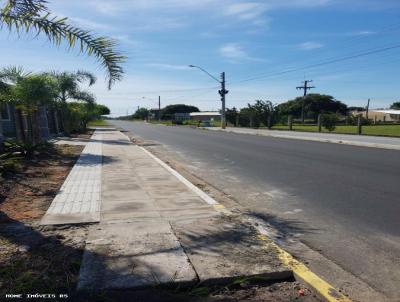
[112, 121, 400, 300]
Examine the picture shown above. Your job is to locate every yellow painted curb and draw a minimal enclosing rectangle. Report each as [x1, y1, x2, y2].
[257, 234, 352, 302]
[212, 202, 352, 301]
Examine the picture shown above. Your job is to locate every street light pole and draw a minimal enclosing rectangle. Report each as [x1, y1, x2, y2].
[189, 65, 228, 129]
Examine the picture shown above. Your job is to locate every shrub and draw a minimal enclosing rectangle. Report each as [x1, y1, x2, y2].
[321, 113, 340, 132]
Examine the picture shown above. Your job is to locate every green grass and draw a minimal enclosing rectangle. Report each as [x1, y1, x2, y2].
[271, 124, 400, 137]
[87, 119, 109, 127]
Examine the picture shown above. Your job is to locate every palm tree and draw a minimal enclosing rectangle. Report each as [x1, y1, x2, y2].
[46, 70, 97, 104]
[0, 0, 125, 89]
[0, 66, 30, 147]
[44, 70, 97, 133]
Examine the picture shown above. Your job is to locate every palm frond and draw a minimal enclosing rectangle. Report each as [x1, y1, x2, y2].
[0, 5, 125, 89]
[0, 65, 31, 83]
[71, 90, 96, 104]
[77, 70, 97, 86]
[2, 0, 48, 16]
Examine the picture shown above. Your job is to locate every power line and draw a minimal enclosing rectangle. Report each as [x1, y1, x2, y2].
[229, 43, 400, 85]
[228, 21, 400, 85]
[126, 85, 219, 95]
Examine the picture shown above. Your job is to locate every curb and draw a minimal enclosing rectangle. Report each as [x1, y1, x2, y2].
[132, 132, 352, 302]
[204, 127, 400, 151]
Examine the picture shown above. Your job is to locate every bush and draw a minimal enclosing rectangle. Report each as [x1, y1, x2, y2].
[321, 114, 340, 132]
[182, 120, 200, 126]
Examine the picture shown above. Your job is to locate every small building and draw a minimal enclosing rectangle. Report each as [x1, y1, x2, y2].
[174, 112, 190, 122]
[189, 111, 221, 121]
[359, 110, 400, 123]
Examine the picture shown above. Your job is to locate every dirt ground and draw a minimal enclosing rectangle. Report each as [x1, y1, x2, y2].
[0, 141, 89, 299]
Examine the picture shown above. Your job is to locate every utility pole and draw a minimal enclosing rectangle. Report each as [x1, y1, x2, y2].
[366, 98, 370, 120]
[219, 72, 229, 129]
[189, 65, 228, 129]
[296, 80, 315, 124]
[158, 96, 161, 121]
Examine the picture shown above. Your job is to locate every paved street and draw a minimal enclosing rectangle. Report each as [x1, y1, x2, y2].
[112, 121, 400, 300]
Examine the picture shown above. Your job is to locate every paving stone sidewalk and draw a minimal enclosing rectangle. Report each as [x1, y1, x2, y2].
[40, 131, 103, 225]
[41, 128, 290, 290]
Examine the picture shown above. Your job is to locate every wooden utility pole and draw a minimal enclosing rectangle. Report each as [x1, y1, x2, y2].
[158, 96, 161, 121]
[296, 80, 315, 124]
[366, 98, 370, 120]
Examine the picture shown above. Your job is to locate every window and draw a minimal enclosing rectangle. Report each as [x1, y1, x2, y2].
[0, 103, 11, 121]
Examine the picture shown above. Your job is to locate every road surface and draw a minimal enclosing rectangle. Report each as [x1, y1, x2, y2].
[112, 121, 400, 300]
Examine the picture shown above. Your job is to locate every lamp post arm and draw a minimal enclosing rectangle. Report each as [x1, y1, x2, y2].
[189, 65, 220, 83]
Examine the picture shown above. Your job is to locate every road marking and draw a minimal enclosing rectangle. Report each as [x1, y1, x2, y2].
[128, 135, 353, 302]
[255, 230, 352, 302]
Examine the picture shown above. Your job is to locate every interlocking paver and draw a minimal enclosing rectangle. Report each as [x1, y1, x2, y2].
[40, 132, 103, 225]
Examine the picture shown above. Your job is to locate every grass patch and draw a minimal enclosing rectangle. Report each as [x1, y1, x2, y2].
[87, 119, 109, 127]
[272, 124, 400, 137]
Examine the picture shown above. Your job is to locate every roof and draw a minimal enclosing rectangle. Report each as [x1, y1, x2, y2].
[190, 111, 221, 116]
[373, 110, 400, 115]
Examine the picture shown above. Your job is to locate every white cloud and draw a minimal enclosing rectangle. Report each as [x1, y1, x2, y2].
[219, 43, 248, 59]
[146, 63, 191, 70]
[298, 41, 324, 50]
[224, 2, 269, 27]
[349, 30, 376, 36]
[69, 17, 115, 31]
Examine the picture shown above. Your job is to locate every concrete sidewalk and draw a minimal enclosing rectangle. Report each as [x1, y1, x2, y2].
[58, 129, 291, 291]
[205, 127, 400, 150]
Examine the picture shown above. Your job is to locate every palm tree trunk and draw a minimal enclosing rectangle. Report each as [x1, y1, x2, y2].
[0, 114, 4, 152]
[38, 106, 50, 140]
[31, 110, 41, 144]
[26, 112, 34, 145]
[13, 108, 24, 142]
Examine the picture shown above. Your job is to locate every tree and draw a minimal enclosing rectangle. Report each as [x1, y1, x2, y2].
[0, 67, 31, 145]
[390, 102, 400, 110]
[226, 107, 238, 125]
[96, 104, 110, 116]
[247, 100, 276, 129]
[132, 108, 149, 120]
[44, 70, 97, 133]
[160, 104, 199, 120]
[0, 0, 125, 89]
[66, 102, 110, 132]
[11, 74, 58, 143]
[348, 106, 365, 112]
[44, 71, 96, 103]
[277, 94, 347, 121]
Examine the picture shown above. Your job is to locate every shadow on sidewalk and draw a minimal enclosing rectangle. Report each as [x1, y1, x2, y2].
[0, 212, 219, 301]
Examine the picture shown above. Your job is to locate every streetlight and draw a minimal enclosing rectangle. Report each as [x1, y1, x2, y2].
[188, 65, 228, 129]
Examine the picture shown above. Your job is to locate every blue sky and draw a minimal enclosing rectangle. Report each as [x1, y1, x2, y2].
[1, 0, 400, 115]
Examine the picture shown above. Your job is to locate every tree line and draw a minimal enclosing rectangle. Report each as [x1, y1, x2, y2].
[0, 66, 110, 146]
